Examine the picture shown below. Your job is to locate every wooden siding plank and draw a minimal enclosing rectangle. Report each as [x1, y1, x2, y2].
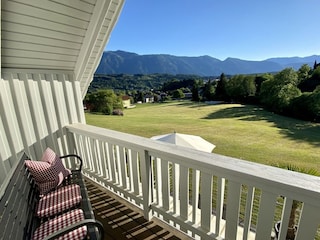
[7, 0, 92, 21]
[1, 57, 75, 70]
[2, 40, 79, 56]
[2, 11, 87, 36]
[2, 32, 82, 50]
[2, 22, 84, 43]
[50, 0, 96, 13]
[2, 49, 77, 62]
[2, 0, 90, 26]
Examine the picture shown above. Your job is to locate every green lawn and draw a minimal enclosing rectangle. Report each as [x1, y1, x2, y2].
[85, 101, 320, 172]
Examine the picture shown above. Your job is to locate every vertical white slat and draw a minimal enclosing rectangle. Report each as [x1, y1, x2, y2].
[161, 158, 170, 211]
[104, 142, 112, 180]
[24, 75, 45, 157]
[117, 146, 127, 189]
[295, 203, 320, 240]
[126, 149, 134, 193]
[179, 165, 189, 221]
[61, 75, 78, 124]
[98, 141, 108, 178]
[108, 143, 117, 184]
[215, 177, 225, 235]
[9, 73, 36, 157]
[192, 169, 200, 224]
[277, 198, 293, 240]
[131, 150, 140, 196]
[172, 163, 179, 214]
[140, 150, 152, 220]
[72, 80, 86, 123]
[225, 180, 241, 240]
[0, 76, 17, 163]
[50, 73, 70, 154]
[91, 139, 100, 174]
[242, 186, 255, 240]
[37, 74, 58, 150]
[0, 74, 23, 157]
[154, 157, 162, 206]
[255, 191, 278, 239]
[200, 172, 212, 232]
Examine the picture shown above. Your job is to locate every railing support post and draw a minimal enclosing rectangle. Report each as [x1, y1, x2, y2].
[140, 150, 152, 220]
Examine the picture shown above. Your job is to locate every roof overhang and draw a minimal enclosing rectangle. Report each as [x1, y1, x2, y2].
[1, 0, 125, 97]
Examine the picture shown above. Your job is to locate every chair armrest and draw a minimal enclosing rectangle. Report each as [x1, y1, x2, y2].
[43, 219, 104, 240]
[60, 154, 83, 171]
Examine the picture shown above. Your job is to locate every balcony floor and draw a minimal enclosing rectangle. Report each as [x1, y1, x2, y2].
[85, 179, 190, 240]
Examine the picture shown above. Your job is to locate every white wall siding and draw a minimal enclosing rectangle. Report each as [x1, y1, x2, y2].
[0, 69, 85, 186]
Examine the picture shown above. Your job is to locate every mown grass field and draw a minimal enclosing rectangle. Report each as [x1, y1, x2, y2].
[85, 101, 320, 172]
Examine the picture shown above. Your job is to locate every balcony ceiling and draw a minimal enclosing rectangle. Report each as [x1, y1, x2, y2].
[1, 0, 124, 97]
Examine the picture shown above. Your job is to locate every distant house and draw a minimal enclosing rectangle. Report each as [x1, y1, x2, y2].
[122, 95, 131, 108]
[144, 95, 154, 103]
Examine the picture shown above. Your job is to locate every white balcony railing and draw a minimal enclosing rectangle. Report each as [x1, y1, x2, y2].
[67, 123, 320, 240]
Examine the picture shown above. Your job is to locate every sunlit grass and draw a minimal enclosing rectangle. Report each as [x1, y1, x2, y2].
[85, 101, 320, 172]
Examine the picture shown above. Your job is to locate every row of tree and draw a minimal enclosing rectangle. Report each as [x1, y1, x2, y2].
[191, 63, 320, 122]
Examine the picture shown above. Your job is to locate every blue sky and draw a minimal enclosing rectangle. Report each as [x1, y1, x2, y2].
[105, 0, 320, 61]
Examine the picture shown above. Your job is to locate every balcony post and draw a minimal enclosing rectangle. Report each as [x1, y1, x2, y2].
[140, 150, 152, 220]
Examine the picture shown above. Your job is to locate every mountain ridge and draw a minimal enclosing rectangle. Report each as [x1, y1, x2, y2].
[96, 50, 320, 76]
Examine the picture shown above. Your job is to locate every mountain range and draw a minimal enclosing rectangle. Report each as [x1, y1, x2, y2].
[96, 50, 320, 76]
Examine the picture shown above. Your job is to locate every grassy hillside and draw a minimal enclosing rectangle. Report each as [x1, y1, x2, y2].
[85, 101, 320, 171]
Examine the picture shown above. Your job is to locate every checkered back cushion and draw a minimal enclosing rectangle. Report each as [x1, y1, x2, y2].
[32, 209, 87, 240]
[36, 184, 82, 218]
[25, 160, 59, 195]
[42, 148, 71, 185]
[41, 147, 57, 164]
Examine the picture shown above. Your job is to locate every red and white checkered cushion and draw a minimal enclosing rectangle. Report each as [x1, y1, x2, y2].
[42, 148, 71, 185]
[37, 181, 59, 196]
[32, 209, 87, 240]
[25, 160, 56, 182]
[36, 184, 82, 218]
[41, 147, 57, 164]
[25, 160, 59, 195]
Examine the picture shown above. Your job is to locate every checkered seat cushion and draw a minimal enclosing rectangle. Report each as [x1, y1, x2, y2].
[32, 209, 87, 240]
[36, 184, 82, 218]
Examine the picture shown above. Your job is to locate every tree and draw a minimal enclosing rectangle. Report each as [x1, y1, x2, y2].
[203, 80, 216, 101]
[172, 89, 185, 99]
[86, 89, 123, 114]
[260, 68, 301, 113]
[215, 73, 228, 100]
[191, 79, 203, 102]
[225, 75, 256, 102]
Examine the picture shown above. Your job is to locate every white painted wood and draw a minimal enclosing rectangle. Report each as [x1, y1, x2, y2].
[255, 191, 278, 239]
[215, 177, 225, 235]
[140, 150, 152, 220]
[191, 169, 200, 224]
[277, 198, 293, 240]
[66, 124, 320, 240]
[225, 180, 241, 240]
[295, 203, 320, 240]
[179, 165, 189, 220]
[161, 159, 170, 211]
[200, 172, 212, 232]
[242, 186, 254, 240]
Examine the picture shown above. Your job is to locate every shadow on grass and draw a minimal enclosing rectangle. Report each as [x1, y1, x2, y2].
[202, 105, 320, 147]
